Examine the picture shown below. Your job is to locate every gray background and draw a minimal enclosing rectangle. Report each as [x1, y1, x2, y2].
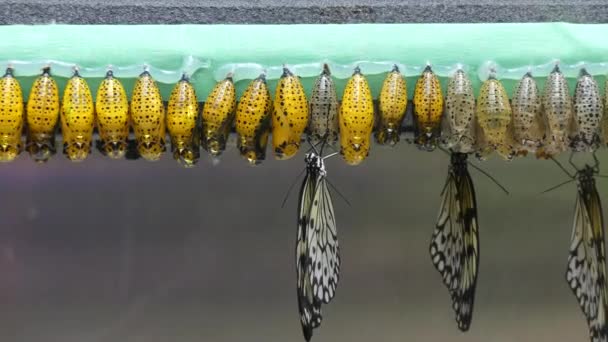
[0, 143, 606, 342]
[2, 0, 608, 23]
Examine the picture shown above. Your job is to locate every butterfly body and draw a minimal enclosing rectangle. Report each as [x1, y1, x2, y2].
[296, 148, 340, 341]
[566, 165, 608, 342]
[431, 152, 479, 331]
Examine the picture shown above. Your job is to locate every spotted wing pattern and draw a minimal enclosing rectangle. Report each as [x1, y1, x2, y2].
[430, 158, 479, 331]
[308, 176, 340, 304]
[297, 170, 322, 341]
[566, 179, 608, 342]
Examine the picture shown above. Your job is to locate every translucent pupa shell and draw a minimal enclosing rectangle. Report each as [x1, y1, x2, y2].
[308, 63, 339, 146]
[202, 73, 236, 157]
[413, 65, 444, 151]
[60, 69, 95, 162]
[130, 70, 166, 161]
[26, 67, 60, 163]
[511, 72, 543, 155]
[441, 68, 475, 153]
[0, 68, 24, 162]
[235, 74, 272, 166]
[571, 69, 603, 152]
[272, 67, 309, 160]
[167, 74, 200, 167]
[538, 65, 573, 158]
[476, 75, 514, 160]
[96, 70, 130, 159]
[375, 65, 408, 146]
[339, 67, 374, 165]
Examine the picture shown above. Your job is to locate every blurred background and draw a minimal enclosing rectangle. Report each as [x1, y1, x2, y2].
[0, 143, 605, 342]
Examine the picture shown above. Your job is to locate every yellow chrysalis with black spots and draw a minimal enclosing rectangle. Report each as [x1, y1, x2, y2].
[96, 70, 130, 159]
[130, 70, 166, 161]
[235, 73, 272, 165]
[60, 69, 95, 162]
[26, 67, 60, 163]
[476, 74, 514, 160]
[167, 73, 200, 167]
[0, 67, 24, 162]
[202, 73, 236, 157]
[413, 65, 444, 151]
[272, 67, 309, 160]
[375, 65, 407, 146]
[339, 67, 374, 166]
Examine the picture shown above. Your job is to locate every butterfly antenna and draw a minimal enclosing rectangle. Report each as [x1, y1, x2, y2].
[281, 168, 307, 208]
[468, 162, 510, 195]
[326, 179, 352, 207]
[309, 137, 321, 156]
[592, 151, 600, 173]
[550, 156, 575, 179]
[322, 152, 339, 160]
[541, 178, 576, 194]
[568, 151, 578, 171]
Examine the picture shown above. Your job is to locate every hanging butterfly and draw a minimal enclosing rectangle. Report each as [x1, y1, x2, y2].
[430, 152, 479, 331]
[294, 139, 341, 341]
[549, 154, 608, 342]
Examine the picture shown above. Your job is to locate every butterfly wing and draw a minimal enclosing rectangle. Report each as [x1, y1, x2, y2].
[308, 176, 341, 304]
[566, 184, 608, 342]
[296, 171, 322, 341]
[430, 164, 479, 331]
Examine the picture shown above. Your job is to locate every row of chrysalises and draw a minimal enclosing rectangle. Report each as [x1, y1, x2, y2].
[0, 63, 606, 165]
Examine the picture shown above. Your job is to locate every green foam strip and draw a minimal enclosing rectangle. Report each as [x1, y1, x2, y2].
[0, 23, 607, 100]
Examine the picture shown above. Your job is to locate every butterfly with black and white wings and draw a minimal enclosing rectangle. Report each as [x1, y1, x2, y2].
[430, 152, 479, 332]
[566, 165, 608, 342]
[296, 147, 341, 341]
[296, 154, 322, 341]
